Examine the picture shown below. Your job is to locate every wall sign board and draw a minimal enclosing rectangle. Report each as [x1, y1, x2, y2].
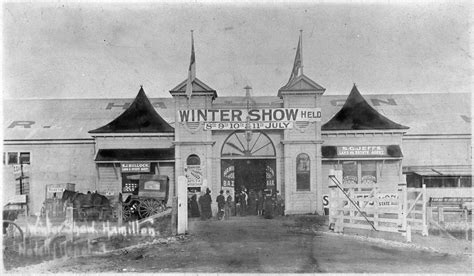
[179, 108, 321, 130]
[337, 146, 387, 157]
[120, 162, 150, 173]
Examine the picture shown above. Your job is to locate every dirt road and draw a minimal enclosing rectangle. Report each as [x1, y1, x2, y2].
[8, 216, 473, 273]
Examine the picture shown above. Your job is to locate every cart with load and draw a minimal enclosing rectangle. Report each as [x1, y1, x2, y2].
[121, 175, 169, 221]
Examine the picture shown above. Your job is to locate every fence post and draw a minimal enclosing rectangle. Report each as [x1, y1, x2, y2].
[398, 181, 407, 236]
[438, 207, 444, 226]
[406, 224, 412, 243]
[171, 197, 178, 236]
[421, 184, 428, 236]
[328, 169, 342, 233]
[117, 201, 123, 227]
[464, 209, 469, 241]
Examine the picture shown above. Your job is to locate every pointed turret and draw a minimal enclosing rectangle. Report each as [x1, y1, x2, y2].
[89, 87, 174, 133]
[322, 84, 409, 130]
[278, 31, 325, 97]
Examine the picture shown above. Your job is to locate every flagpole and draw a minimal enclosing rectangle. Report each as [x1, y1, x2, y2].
[300, 29, 303, 76]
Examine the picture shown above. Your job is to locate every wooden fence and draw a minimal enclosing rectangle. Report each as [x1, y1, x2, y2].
[328, 170, 428, 239]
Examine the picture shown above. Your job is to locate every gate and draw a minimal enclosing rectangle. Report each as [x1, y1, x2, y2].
[328, 169, 428, 238]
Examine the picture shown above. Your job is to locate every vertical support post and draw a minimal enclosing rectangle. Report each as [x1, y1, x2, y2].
[117, 197, 123, 227]
[328, 169, 337, 231]
[421, 184, 428, 236]
[329, 169, 344, 233]
[438, 207, 444, 226]
[171, 197, 178, 236]
[427, 207, 432, 227]
[374, 188, 379, 230]
[398, 181, 407, 235]
[464, 209, 469, 241]
[406, 224, 412, 243]
[177, 176, 188, 235]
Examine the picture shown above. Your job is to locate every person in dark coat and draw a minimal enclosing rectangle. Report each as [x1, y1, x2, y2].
[247, 189, 257, 215]
[240, 188, 248, 216]
[224, 190, 233, 220]
[189, 192, 200, 218]
[257, 190, 264, 216]
[216, 190, 226, 220]
[235, 191, 241, 216]
[263, 191, 275, 219]
[198, 188, 212, 220]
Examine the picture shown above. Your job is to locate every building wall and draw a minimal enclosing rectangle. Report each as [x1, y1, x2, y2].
[402, 136, 471, 167]
[282, 93, 323, 214]
[3, 142, 96, 215]
[95, 135, 174, 150]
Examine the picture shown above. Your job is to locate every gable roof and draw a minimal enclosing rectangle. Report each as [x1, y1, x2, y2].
[169, 77, 217, 99]
[88, 87, 174, 134]
[278, 74, 325, 97]
[322, 85, 409, 131]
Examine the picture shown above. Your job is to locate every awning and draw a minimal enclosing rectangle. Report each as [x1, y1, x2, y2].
[95, 148, 174, 162]
[404, 166, 472, 177]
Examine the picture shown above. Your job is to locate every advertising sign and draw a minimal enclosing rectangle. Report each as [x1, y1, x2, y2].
[204, 121, 294, 130]
[185, 165, 202, 186]
[122, 175, 139, 193]
[178, 108, 321, 130]
[120, 162, 150, 173]
[337, 146, 387, 157]
[221, 160, 235, 187]
[352, 193, 398, 208]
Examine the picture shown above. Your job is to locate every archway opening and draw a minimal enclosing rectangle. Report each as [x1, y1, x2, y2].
[221, 131, 277, 215]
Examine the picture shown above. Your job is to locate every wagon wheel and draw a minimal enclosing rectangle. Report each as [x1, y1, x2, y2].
[138, 199, 164, 218]
[3, 220, 24, 254]
[122, 205, 132, 221]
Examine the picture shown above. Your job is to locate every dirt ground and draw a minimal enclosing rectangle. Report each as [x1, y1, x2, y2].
[5, 215, 473, 273]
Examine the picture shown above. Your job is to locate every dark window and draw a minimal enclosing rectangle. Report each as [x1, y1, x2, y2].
[7, 152, 18, 165]
[460, 177, 472, 188]
[186, 154, 201, 166]
[361, 161, 377, 185]
[19, 152, 30, 164]
[424, 176, 458, 188]
[342, 161, 358, 185]
[296, 153, 310, 191]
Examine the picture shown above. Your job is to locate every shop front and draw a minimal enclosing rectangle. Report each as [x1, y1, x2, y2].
[321, 85, 409, 200]
[89, 87, 175, 203]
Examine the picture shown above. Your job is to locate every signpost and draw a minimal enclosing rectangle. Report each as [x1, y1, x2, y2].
[177, 176, 188, 234]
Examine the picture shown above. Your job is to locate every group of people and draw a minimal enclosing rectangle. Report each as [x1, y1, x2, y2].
[235, 187, 284, 218]
[187, 187, 284, 220]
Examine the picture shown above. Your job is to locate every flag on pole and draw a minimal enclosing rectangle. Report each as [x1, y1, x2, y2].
[186, 31, 196, 98]
[287, 31, 303, 86]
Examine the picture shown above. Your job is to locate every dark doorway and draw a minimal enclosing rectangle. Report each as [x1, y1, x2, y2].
[234, 159, 267, 194]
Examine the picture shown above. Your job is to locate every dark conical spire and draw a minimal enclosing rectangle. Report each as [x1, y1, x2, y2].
[322, 84, 409, 131]
[89, 87, 174, 133]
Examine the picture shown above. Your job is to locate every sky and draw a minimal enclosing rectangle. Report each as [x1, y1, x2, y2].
[2, 1, 472, 99]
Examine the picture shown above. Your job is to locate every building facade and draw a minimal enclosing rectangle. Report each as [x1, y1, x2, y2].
[3, 80, 472, 216]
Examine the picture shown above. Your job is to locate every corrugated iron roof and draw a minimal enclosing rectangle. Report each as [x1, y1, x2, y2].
[3, 93, 471, 140]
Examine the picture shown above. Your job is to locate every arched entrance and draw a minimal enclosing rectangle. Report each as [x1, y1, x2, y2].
[221, 131, 276, 196]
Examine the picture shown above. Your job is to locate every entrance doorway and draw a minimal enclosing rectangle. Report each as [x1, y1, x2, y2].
[234, 159, 268, 194]
[221, 131, 277, 212]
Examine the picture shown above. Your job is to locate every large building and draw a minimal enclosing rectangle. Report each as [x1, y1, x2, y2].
[2, 35, 472, 215]
[3, 81, 471, 216]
